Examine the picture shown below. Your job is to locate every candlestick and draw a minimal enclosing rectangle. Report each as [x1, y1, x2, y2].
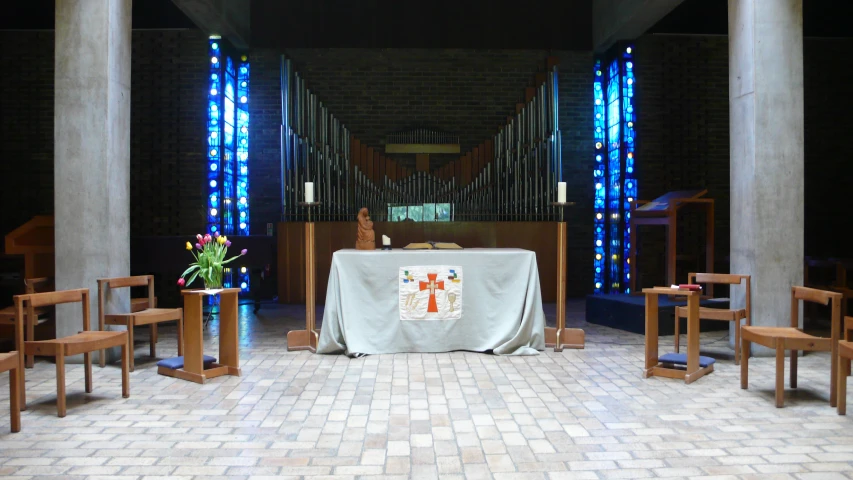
[304, 182, 314, 203]
[557, 182, 567, 203]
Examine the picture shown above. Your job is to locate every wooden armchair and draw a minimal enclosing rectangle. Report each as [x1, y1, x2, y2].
[98, 275, 182, 371]
[14, 289, 129, 417]
[741, 286, 842, 408]
[0, 351, 21, 432]
[0, 277, 55, 369]
[674, 273, 751, 364]
[838, 337, 853, 414]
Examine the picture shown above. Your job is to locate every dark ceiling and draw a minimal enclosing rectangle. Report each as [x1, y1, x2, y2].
[2, 0, 850, 44]
[0, 0, 195, 30]
[649, 0, 853, 37]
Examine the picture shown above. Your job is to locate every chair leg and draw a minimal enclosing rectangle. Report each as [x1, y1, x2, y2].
[56, 346, 66, 418]
[84, 352, 92, 394]
[127, 321, 135, 372]
[25, 316, 35, 369]
[740, 338, 749, 389]
[674, 315, 680, 353]
[18, 351, 25, 411]
[839, 354, 849, 415]
[121, 338, 130, 399]
[150, 324, 158, 358]
[776, 345, 785, 408]
[830, 343, 838, 409]
[790, 350, 798, 389]
[177, 317, 184, 357]
[99, 322, 106, 369]
[9, 364, 20, 433]
[734, 319, 741, 366]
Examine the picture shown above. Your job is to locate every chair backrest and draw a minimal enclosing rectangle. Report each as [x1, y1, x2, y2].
[791, 286, 843, 340]
[14, 289, 90, 334]
[689, 272, 751, 323]
[97, 276, 154, 322]
[24, 277, 54, 295]
[99, 275, 152, 289]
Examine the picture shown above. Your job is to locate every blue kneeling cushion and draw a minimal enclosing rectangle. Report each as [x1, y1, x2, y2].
[157, 355, 217, 370]
[659, 353, 715, 368]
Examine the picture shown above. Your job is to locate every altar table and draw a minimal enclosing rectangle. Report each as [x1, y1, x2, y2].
[317, 249, 546, 355]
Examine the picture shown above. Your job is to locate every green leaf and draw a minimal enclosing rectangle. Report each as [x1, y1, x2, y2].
[181, 264, 199, 277]
[187, 269, 200, 286]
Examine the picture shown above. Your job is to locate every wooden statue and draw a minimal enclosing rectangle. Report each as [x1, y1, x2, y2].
[356, 208, 375, 250]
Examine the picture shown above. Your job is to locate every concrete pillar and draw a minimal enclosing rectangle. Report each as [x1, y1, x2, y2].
[55, 0, 131, 362]
[729, 0, 803, 354]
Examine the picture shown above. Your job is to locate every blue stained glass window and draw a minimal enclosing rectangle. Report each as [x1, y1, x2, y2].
[592, 60, 606, 294]
[593, 45, 636, 294]
[207, 39, 251, 293]
[606, 59, 621, 292]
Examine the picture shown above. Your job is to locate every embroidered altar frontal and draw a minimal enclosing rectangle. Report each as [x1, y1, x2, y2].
[317, 249, 546, 355]
[399, 266, 463, 320]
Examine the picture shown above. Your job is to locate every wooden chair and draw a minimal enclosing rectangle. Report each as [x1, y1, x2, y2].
[14, 289, 129, 417]
[0, 351, 21, 432]
[0, 277, 54, 368]
[741, 286, 842, 408]
[838, 336, 853, 414]
[98, 276, 182, 371]
[674, 273, 751, 365]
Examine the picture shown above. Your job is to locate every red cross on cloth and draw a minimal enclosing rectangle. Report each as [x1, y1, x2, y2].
[419, 273, 445, 313]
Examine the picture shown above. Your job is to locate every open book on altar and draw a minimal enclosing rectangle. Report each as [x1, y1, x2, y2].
[403, 241, 463, 250]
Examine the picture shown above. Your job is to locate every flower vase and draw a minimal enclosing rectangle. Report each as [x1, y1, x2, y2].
[204, 268, 224, 291]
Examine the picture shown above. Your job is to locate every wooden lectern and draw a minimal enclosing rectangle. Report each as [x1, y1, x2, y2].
[629, 190, 714, 294]
[4, 216, 54, 279]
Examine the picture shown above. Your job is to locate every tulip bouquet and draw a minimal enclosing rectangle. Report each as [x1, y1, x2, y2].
[178, 233, 247, 289]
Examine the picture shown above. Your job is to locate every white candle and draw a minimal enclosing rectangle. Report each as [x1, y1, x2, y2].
[304, 182, 314, 203]
[557, 182, 567, 203]
[382, 235, 391, 246]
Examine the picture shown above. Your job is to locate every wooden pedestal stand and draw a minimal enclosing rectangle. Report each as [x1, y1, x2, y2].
[643, 287, 713, 384]
[159, 288, 241, 384]
[630, 190, 714, 295]
[545, 203, 585, 352]
[287, 202, 321, 352]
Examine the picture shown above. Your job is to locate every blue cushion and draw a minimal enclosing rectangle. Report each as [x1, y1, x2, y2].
[659, 352, 715, 368]
[157, 355, 217, 370]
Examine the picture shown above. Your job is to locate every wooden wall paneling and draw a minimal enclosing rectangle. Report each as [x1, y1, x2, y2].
[365, 147, 374, 182]
[472, 146, 480, 178]
[546, 56, 559, 69]
[373, 150, 381, 184]
[495, 222, 557, 302]
[277, 222, 559, 304]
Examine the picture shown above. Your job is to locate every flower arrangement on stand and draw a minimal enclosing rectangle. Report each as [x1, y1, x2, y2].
[178, 233, 247, 289]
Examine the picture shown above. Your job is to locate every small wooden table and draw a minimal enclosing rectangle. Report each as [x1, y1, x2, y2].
[643, 287, 713, 384]
[159, 288, 241, 384]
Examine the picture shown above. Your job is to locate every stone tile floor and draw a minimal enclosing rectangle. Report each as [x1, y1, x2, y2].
[0, 300, 851, 479]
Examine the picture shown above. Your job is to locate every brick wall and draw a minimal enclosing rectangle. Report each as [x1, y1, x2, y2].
[0, 31, 54, 235]
[634, 34, 853, 288]
[3, 28, 849, 297]
[633, 35, 731, 287]
[0, 29, 209, 239]
[252, 48, 593, 294]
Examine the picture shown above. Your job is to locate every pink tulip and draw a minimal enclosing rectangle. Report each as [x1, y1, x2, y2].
[196, 234, 203, 242]
[204, 234, 212, 244]
[225, 240, 231, 247]
[195, 243, 202, 250]
[241, 249, 248, 255]
[177, 278, 186, 287]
